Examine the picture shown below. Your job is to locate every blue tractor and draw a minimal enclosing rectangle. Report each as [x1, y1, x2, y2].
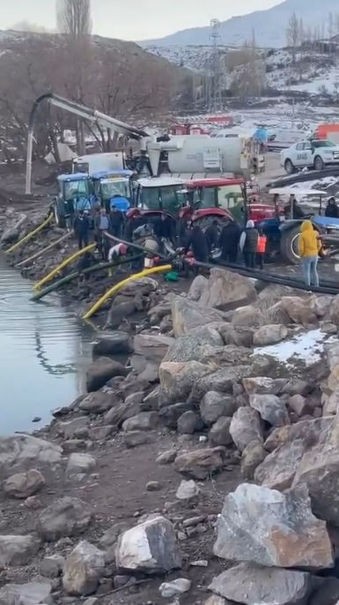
[256, 187, 339, 264]
[90, 169, 133, 213]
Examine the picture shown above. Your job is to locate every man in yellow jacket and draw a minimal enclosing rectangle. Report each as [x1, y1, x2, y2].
[298, 220, 321, 288]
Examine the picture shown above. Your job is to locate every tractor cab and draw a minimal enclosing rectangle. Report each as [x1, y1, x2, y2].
[55, 173, 93, 227]
[90, 169, 133, 213]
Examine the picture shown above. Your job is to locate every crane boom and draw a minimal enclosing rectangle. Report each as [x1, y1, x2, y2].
[26, 93, 148, 194]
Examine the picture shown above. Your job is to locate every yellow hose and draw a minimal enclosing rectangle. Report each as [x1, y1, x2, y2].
[5, 214, 53, 255]
[16, 231, 72, 268]
[33, 243, 96, 291]
[82, 264, 172, 320]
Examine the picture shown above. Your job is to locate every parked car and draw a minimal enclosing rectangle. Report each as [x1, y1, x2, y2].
[280, 139, 339, 174]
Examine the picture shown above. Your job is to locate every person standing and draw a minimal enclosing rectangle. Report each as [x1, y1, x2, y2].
[240, 220, 259, 268]
[73, 210, 90, 250]
[325, 197, 339, 218]
[299, 220, 321, 288]
[109, 204, 124, 238]
[95, 208, 111, 259]
[219, 221, 241, 263]
[205, 220, 219, 253]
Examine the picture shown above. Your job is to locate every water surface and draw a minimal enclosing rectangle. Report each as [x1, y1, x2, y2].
[0, 257, 94, 435]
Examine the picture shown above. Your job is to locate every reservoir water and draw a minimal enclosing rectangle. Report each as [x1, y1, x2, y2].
[0, 257, 94, 435]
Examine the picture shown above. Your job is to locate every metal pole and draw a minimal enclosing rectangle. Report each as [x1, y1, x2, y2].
[25, 128, 34, 195]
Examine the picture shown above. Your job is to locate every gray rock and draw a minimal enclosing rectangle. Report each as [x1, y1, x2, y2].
[99, 522, 129, 550]
[0, 435, 62, 477]
[204, 597, 229, 605]
[80, 391, 115, 414]
[0, 535, 41, 568]
[122, 412, 159, 432]
[209, 417, 232, 447]
[38, 497, 92, 541]
[241, 441, 267, 479]
[253, 324, 288, 346]
[40, 554, 65, 578]
[159, 402, 193, 428]
[134, 333, 174, 362]
[66, 453, 96, 476]
[86, 356, 128, 392]
[232, 305, 264, 327]
[177, 411, 203, 435]
[309, 578, 339, 605]
[63, 540, 105, 596]
[93, 333, 132, 357]
[159, 578, 191, 597]
[3, 469, 45, 498]
[0, 581, 52, 605]
[159, 360, 212, 405]
[214, 483, 333, 569]
[90, 425, 115, 440]
[209, 563, 312, 605]
[156, 449, 177, 465]
[174, 447, 225, 480]
[104, 398, 140, 427]
[171, 296, 224, 337]
[190, 366, 252, 401]
[116, 515, 182, 573]
[288, 394, 309, 417]
[199, 268, 257, 310]
[243, 376, 288, 395]
[230, 407, 263, 452]
[188, 275, 209, 301]
[176, 480, 200, 500]
[249, 394, 290, 427]
[200, 391, 236, 425]
[56, 416, 89, 439]
[124, 431, 154, 448]
[141, 387, 160, 411]
[164, 329, 223, 363]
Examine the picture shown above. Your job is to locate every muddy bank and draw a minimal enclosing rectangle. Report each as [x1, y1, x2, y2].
[0, 258, 339, 604]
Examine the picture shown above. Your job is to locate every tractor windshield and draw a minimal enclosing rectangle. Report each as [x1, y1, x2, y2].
[100, 178, 130, 201]
[140, 185, 181, 213]
[63, 179, 89, 201]
[187, 184, 244, 210]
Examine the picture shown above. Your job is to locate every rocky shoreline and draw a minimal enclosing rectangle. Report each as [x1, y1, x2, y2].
[2, 209, 339, 604]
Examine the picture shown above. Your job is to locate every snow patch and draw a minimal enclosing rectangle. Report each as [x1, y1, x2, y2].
[253, 329, 334, 367]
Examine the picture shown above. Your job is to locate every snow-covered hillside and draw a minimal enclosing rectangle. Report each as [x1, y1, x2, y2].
[141, 0, 339, 48]
[147, 43, 339, 99]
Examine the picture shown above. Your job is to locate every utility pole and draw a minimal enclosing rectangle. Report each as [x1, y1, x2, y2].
[207, 19, 222, 113]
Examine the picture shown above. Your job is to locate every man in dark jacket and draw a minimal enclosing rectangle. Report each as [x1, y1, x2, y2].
[184, 222, 209, 263]
[154, 213, 174, 242]
[73, 211, 90, 249]
[241, 219, 259, 268]
[109, 205, 124, 238]
[219, 220, 241, 263]
[325, 197, 339, 218]
[205, 220, 219, 253]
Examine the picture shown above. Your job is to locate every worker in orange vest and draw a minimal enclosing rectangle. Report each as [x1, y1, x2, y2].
[256, 228, 267, 270]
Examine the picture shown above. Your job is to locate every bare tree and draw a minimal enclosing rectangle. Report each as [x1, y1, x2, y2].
[286, 12, 299, 64]
[57, 0, 92, 37]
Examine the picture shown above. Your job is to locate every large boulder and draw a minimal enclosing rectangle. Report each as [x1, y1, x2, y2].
[230, 407, 263, 452]
[276, 296, 317, 327]
[38, 497, 92, 541]
[213, 483, 333, 569]
[0, 435, 62, 477]
[329, 295, 339, 325]
[188, 275, 209, 301]
[159, 361, 213, 405]
[174, 447, 225, 479]
[159, 402, 193, 429]
[134, 333, 174, 362]
[0, 582, 52, 605]
[0, 535, 41, 568]
[116, 515, 182, 573]
[209, 563, 312, 605]
[200, 391, 236, 425]
[292, 443, 339, 525]
[79, 391, 116, 414]
[3, 469, 45, 498]
[190, 365, 252, 402]
[243, 376, 288, 396]
[253, 324, 288, 347]
[0, 214, 26, 244]
[66, 453, 96, 476]
[241, 440, 267, 479]
[209, 417, 233, 447]
[264, 417, 333, 453]
[63, 540, 105, 596]
[255, 439, 306, 490]
[198, 268, 257, 310]
[164, 329, 223, 363]
[86, 357, 128, 392]
[232, 305, 264, 328]
[249, 394, 290, 427]
[122, 412, 159, 432]
[171, 296, 225, 337]
[93, 332, 132, 357]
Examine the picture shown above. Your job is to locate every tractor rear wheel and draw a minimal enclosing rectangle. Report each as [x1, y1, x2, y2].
[280, 226, 300, 264]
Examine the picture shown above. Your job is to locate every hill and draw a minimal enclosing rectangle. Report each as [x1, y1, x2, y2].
[0, 30, 193, 163]
[141, 0, 339, 48]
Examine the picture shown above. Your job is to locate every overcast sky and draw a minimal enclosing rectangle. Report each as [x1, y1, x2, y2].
[0, 0, 282, 39]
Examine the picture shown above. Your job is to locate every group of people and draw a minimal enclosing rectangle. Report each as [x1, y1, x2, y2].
[73, 205, 125, 254]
